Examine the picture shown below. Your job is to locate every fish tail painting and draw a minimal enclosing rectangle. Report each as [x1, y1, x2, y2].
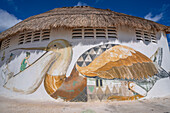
[2, 40, 169, 102]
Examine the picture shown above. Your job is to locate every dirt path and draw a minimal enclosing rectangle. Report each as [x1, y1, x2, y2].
[0, 96, 170, 113]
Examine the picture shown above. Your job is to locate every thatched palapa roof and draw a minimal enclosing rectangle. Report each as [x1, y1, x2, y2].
[0, 6, 170, 40]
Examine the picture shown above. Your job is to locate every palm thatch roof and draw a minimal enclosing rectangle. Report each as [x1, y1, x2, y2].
[0, 6, 170, 40]
[166, 27, 170, 34]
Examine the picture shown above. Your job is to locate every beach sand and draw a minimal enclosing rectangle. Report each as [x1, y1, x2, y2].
[0, 95, 170, 113]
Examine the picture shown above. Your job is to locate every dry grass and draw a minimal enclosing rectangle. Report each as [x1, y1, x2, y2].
[0, 6, 169, 40]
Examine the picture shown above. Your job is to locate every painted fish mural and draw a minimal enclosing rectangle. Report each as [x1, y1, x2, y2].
[75, 44, 169, 101]
[76, 45, 158, 80]
[1, 40, 169, 102]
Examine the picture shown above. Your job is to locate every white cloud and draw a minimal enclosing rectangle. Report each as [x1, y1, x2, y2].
[0, 9, 22, 32]
[75, 1, 88, 6]
[144, 12, 163, 22]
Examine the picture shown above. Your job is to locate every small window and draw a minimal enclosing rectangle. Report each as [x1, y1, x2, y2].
[151, 33, 157, 43]
[72, 27, 118, 39]
[25, 31, 32, 43]
[18, 33, 25, 45]
[135, 29, 143, 41]
[1, 37, 10, 50]
[144, 31, 151, 42]
[107, 27, 117, 39]
[18, 29, 51, 44]
[135, 29, 156, 43]
[72, 28, 82, 39]
[84, 28, 94, 39]
[96, 28, 106, 39]
[41, 29, 50, 41]
[33, 31, 41, 42]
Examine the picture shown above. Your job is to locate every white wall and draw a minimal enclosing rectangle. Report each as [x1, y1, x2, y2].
[1, 26, 170, 73]
[49, 26, 170, 76]
[0, 26, 170, 101]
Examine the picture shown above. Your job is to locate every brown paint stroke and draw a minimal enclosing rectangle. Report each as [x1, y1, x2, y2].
[85, 62, 158, 80]
[50, 66, 87, 101]
[44, 74, 66, 95]
[43, 39, 87, 101]
[77, 46, 158, 80]
[107, 95, 144, 101]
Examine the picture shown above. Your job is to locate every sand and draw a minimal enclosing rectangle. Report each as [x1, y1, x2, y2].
[0, 95, 170, 113]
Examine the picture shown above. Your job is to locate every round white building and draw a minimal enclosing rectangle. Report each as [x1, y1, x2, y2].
[0, 6, 170, 102]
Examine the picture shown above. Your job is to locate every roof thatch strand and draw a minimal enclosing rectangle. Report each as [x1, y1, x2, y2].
[0, 6, 169, 40]
[166, 27, 170, 34]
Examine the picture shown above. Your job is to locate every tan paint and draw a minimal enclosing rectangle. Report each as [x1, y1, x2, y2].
[44, 74, 66, 95]
[44, 39, 73, 96]
[76, 45, 157, 80]
[47, 40, 72, 76]
[107, 95, 144, 101]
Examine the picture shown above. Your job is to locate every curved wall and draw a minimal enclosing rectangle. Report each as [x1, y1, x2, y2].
[0, 26, 170, 102]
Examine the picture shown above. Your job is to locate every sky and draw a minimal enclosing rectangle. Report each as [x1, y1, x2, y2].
[0, 0, 170, 46]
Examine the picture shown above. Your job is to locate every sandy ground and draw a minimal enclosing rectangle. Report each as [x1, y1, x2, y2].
[0, 96, 170, 113]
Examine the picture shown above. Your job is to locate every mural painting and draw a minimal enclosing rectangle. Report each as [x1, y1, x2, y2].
[150, 47, 163, 66]
[43, 40, 87, 102]
[75, 44, 168, 101]
[1, 53, 14, 85]
[1, 39, 169, 102]
[1, 51, 5, 61]
[20, 52, 30, 72]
